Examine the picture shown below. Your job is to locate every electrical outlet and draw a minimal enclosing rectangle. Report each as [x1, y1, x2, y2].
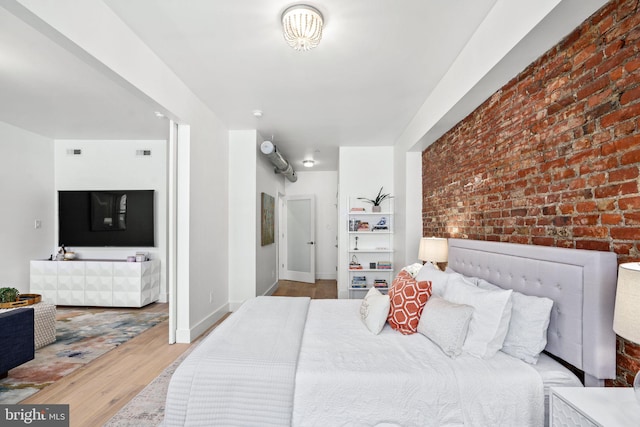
[34, 220, 42, 229]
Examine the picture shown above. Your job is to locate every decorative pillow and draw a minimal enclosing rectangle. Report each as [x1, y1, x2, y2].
[417, 296, 474, 357]
[387, 270, 432, 335]
[415, 264, 450, 297]
[443, 275, 513, 358]
[477, 279, 553, 363]
[360, 287, 391, 335]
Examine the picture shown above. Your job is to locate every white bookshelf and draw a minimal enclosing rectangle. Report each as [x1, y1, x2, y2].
[347, 197, 394, 298]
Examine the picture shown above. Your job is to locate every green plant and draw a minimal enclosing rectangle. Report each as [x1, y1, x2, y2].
[358, 187, 393, 206]
[0, 287, 19, 303]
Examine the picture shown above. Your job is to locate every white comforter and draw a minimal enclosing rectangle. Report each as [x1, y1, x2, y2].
[163, 296, 310, 426]
[294, 300, 544, 427]
[164, 297, 544, 426]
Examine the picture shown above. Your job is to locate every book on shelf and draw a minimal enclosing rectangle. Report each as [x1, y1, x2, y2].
[376, 261, 392, 269]
[350, 207, 365, 212]
[374, 279, 388, 288]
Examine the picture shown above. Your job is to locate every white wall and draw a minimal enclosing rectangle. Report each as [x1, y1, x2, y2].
[0, 122, 54, 292]
[285, 171, 338, 280]
[54, 139, 168, 300]
[338, 146, 394, 299]
[228, 130, 285, 307]
[228, 130, 258, 308]
[14, 0, 232, 342]
[256, 142, 285, 296]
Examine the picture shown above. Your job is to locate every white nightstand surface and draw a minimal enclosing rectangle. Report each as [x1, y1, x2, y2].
[551, 387, 640, 426]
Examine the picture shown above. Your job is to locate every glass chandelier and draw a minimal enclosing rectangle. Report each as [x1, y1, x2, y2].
[281, 5, 324, 51]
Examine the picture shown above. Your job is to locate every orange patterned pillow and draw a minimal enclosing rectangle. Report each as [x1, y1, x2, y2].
[387, 270, 432, 335]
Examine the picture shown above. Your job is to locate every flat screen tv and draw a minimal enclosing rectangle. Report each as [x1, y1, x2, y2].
[58, 190, 155, 247]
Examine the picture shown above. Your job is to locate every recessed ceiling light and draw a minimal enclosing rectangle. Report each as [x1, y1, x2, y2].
[302, 159, 315, 167]
[252, 110, 263, 118]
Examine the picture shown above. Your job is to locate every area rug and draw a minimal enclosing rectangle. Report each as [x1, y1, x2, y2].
[103, 344, 197, 427]
[0, 307, 168, 404]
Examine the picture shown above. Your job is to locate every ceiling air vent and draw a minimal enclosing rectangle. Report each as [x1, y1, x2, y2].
[66, 149, 82, 155]
[136, 149, 152, 156]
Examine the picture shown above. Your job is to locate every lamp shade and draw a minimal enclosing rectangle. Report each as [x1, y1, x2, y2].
[614, 263, 640, 344]
[418, 237, 448, 263]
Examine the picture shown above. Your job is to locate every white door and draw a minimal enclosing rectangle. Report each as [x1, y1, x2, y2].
[280, 195, 315, 283]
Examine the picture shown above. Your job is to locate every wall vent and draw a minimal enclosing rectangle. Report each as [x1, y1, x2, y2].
[136, 149, 152, 156]
[66, 149, 82, 155]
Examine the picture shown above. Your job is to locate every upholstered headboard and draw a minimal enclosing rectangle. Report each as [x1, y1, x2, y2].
[447, 238, 618, 386]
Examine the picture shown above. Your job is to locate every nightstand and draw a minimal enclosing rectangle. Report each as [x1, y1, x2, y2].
[550, 387, 640, 426]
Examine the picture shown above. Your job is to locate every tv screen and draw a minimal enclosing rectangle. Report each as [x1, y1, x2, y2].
[58, 190, 155, 247]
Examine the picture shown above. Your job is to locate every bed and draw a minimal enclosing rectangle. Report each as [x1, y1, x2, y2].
[163, 238, 618, 426]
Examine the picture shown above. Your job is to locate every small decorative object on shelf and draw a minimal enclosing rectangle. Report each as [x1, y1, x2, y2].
[354, 236, 359, 251]
[349, 255, 362, 270]
[357, 222, 370, 231]
[372, 217, 388, 230]
[358, 187, 393, 213]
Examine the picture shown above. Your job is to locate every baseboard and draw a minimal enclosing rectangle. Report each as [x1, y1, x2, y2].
[316, 272, 337, 280]
[175, 302, 229, 343]
[263, 280, 278, 296]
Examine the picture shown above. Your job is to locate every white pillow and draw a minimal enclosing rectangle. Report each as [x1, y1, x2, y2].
[443, 275, 513, 358]
[417, 296, 474, 357]
[477, 279, 553, 363]
[402, 262, 425, 278]
[360, 287, 390, 334]
[415, 264, 451, 297]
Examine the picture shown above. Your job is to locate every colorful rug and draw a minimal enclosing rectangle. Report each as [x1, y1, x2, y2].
[0, 306, 168, 404]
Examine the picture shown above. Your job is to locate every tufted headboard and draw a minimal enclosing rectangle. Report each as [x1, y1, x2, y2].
[447, 238, 618, 386]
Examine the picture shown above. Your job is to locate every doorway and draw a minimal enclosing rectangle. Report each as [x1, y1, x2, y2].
[279, 194, 316, 283]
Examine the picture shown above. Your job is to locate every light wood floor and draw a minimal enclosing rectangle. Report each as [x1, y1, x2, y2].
[21, 279, 336, 426]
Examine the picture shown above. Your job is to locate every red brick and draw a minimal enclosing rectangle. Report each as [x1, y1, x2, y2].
[610, 166, 639, 182]
[619, 196, 640, 210]
[576, 201, 596, 213]
[602, 213, 623, 224]
[576, 240, 611, 251]
[625, 212, 640, 225]
[611, 227, 640, 240]
[594, 182, 638, 198]
[621, 149, 640, 165]
[573, 226, 608, 238]
[601, 102, 640, 127]
[620, 85, 640, 105]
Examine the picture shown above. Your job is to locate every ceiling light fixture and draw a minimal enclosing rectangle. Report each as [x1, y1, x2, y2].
[302, 159, 315, 167]
[282, 5, 324, 51]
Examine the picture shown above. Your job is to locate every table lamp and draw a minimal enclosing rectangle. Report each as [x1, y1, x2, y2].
[418, 237, 448, 270]
[613, 262, 640, 404]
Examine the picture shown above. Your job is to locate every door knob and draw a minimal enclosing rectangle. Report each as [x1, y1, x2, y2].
[307, 241, 315, 245]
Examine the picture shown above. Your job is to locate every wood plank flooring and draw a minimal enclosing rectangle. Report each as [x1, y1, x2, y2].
[21, 279, 336, 426]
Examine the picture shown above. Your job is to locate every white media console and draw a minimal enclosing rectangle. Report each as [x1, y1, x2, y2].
[30, 259, 160, 307]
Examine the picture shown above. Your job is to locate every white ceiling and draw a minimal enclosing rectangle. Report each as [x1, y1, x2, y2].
[0, 1, 607, 171]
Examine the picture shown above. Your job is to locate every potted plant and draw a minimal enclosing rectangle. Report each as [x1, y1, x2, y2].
[0, 287, 19, 303]
[358, 187, 393, 212]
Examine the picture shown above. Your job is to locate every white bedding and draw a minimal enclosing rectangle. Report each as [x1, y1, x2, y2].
[293, 300, 544, 427]
[164, 297, 548, 426]
[163, 296, 310, 426]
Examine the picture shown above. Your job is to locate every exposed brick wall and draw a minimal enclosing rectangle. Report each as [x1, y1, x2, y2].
[422, 0, 640, 387]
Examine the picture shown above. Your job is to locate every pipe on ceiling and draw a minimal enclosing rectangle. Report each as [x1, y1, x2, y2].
[260, 141, 297, 182]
